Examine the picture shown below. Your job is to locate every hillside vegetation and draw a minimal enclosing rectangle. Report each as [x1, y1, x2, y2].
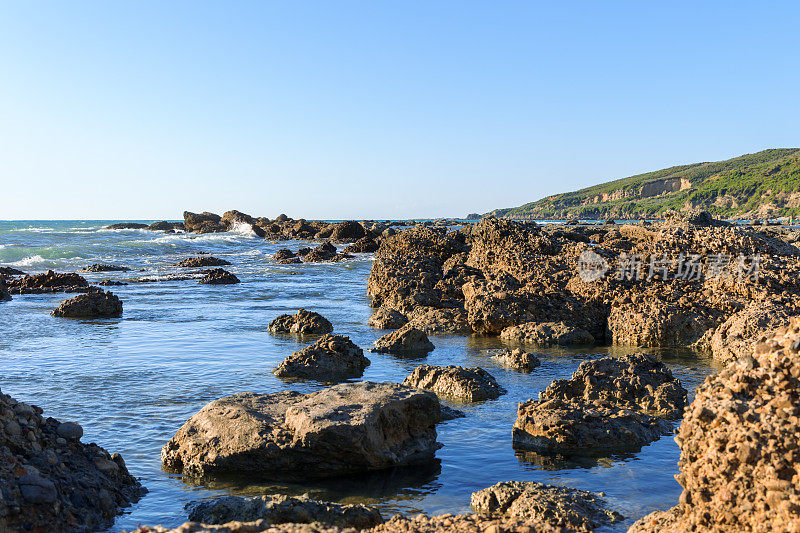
[489, 148, 800, 220]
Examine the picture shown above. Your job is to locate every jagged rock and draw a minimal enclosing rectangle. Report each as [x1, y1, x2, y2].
[303, 242, 338, 262]
[342, 237, 379, 254]
[630, 317, 800, 532]
[330, 221, 366, 242]
[500, 321, 594, 346]
[0, 388, 145, 532]
[198, 268, 240, 285]
[79, 264, 130, 272]
[105, 222, 148, 229]
[367, 308, 408, 329]
[8, 270, 89, 294]
[403, 365, 506, 402]
[161, 382, 442, 479]
[406, 307, 473, 335]
[0, 279, 10, 302]
[222, 210, 267, 238]
[0, 266, 26, 276]
[607, 300, 718, 347]
[268, 309, 333, 335]
[274, 334, 369, 381]
[492, 348, 541, 372]
[51, 290, 123, 318]
[176, 256, 232, 267]
[372, 324, 435, 355]
[98, 280, 127, 286]
[540, 353, 687, 419]
[272, 249, 301, 264]
[184, 211, 226, 234]
[512, 398, 673, 454]
[186, 494, 382, 529]
[471, 481, 624, 531]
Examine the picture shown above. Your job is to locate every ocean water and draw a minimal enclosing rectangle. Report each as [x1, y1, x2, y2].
[0, 220, 716, 532]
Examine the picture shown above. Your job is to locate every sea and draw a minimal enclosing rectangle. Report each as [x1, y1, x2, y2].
[0, 220, 716, 531]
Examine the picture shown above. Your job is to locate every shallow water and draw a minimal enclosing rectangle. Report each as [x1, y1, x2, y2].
[0, 220, 716, 531]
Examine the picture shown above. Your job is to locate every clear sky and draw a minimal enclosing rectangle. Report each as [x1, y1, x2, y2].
[1, 1, 798, 220]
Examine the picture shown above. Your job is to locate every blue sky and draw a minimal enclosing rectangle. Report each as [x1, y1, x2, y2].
[1, 1, 798, 220]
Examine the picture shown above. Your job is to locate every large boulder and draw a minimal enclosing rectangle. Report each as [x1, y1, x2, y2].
[161, 382, 442, 479]
[403, 365, 505, 402]
[330, 221, 366, 242]
[500, 321, 594, 346]
[187, 494, 382, 529]
[198, 268, 240, 285]
[0, 388, 145, 532]
[268, 309, 333, 336]
[540, 353, 687, 419]
[176, 256, 231, 267]
[51, 290, 123, 318]
[273, 334, 369, 381]
[471, 481, 624, 531]
[367, 307, 408, 329]
[302, 242, 338, 262]
[372, 324, 435, 355]
[222, 210, 267, 238]
[184, 211, 226, 234]
[630, 317, 800, 532]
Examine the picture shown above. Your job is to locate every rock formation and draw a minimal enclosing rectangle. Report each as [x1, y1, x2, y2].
[198, 268, 240, 284]
[51, 290, 123, 318]
[268, 309, 333, 335]
[492, 348, 541, 372]
[372, 324, 435, 355]
[274, 334, 370, 381]
[403, 365, 506, 402]
[176, 256, 232, 267]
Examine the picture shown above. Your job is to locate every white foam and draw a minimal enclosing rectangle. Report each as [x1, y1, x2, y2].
[229, 220, 259, 238]
[9, 255, 47, 266]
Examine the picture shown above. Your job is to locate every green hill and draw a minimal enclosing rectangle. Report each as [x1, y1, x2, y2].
[489, 148, 800, 220]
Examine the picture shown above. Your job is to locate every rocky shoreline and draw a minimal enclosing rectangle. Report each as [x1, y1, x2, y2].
[3, 209, 800, 531]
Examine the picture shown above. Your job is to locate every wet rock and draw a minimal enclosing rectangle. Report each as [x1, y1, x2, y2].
[274, 334, 369, 381]
[342, 237, 379, 254]
[367, 307, 408, 329]
[98, 280, 128, 286]
[0, 388, 145, 532]
[184, 211, 226, 234]
[372, 324, 435, 355]
[161, 382, 442, 479]
[0, 266, 26, 277]
[268, 309, 333, 336]
[56, 421, 84, 440]
[51, 290, 123, 318]
[0, 279, 10, 302]
[512, 397, 673, 454]
[198, 268, 240, 285]
[303, 242, 338, 262]
[403, 365, 506, 402]
[176, 256, 232, 267]
[80, 264, 130, 272]
[272, 249, 301, 264]
[540, 353, 688, 419]
[630, 317, 800, 532]
[330, 221, 366, 242]
[186, 494, 383, 529]
[500, 321, 594, 346]
[148, 221, 185, 231]
[492, 348, 541, 372]
[471, 481, 624, 531]
[8, 270, 89, 294]
[105, 222, 148, 230]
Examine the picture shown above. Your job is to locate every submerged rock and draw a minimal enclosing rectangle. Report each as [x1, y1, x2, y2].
[187, 494, 383, 529]
[272, 249, 301, 264]
[500, 321, 594, 346]
[148, 221, 185, 232]
[176, 256, 232, 267]
[268, 309, 333, 336]
[492, 348, 541, 372]
[367, 307, 408, 329]
[471, 481, 624, 531]
[303, 242, 338, 262]
[403, 365, 506, 402]
[372, 324, 435, 355]
[51, 290, 123, 318]
[0, 388, 145, 532]
[80, 264, 130, 272]
[630, 317, 800, 532]
[198, 268, 240, 285]
[274, 334, 369, 381]
[161, 382, 442, 479]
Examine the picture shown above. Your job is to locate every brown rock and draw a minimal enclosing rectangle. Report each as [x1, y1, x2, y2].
[51, 290, 123, 318]
[372, 324, 435, 355]
[274, 334, 369, 381]
[268, 309, 333, 336]
[403, 365, 506, 402]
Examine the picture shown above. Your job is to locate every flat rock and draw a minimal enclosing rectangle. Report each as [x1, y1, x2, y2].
[198, 268, 240, 285]
[51, 290, 123, 318]
[492, 348, 541, 372]
[187, 494, 382, 529]
[176, 256, 232, 267]
[161, 382, 442, 479]
[471, 481, 624, 531]
[80, 264, 130, 272]
[500, 321, 594, 346]
[8, 270, 89, 294]
[274, 334, 369, 381]
[372, 324, 434, 355]
[268, 309, 333, 336]
[403, 365, 506, 402]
